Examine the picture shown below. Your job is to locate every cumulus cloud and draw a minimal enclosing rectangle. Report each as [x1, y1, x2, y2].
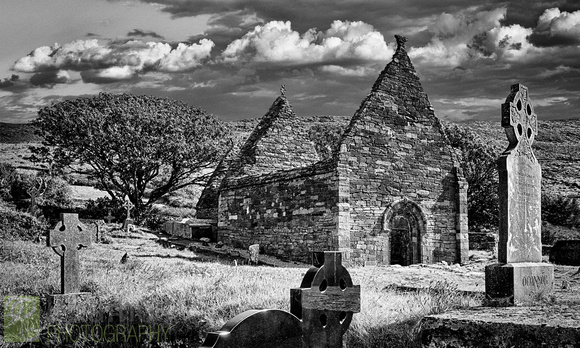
[0, 74, 19, 89]
[12, 38, 214, 83]
[221, 20, 393, 72]
[410, 8, 508, 67]
[30, 70, 71, 87]
[528, 8, 580, 46]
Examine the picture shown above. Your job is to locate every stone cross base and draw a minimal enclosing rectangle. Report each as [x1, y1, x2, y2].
[123, 218, 134, 231]
[485, 262, 554, 306]
[47, 292, 95, 312]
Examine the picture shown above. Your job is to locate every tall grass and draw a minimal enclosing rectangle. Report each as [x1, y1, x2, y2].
[1, 237, 481, 347]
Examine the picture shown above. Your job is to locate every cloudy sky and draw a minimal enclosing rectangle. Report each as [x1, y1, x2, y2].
[1, 0, 579, 124]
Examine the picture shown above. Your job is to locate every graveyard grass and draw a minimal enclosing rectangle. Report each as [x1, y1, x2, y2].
[0, 234, 481, 348]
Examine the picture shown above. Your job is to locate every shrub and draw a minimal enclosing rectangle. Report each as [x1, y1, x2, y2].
[0, 162, 18, 201]
[82, 197, 124, 221]
[140, 207, 166, 231]
[0, 206, 47, 241]
[39, 176, 73, 208]
[542, 194, 580, 228]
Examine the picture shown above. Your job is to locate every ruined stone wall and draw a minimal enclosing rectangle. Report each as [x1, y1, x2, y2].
[218, 163, 339, 263]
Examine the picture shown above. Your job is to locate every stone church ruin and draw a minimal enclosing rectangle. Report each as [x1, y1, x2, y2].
[196, 35, 469, 266]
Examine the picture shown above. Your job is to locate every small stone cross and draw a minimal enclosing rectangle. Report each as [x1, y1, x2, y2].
[123, 197, 134, 220]
[104, 209, 114, 223]
[27, 177, 45, 216]
[47, 213, 93, 294]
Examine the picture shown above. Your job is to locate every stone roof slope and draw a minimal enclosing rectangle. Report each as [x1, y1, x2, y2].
[336, 35, 461, 167]
[227, 94, 323, 177]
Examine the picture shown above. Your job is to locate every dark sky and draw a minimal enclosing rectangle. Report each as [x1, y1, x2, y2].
[1, 0, 579, 123]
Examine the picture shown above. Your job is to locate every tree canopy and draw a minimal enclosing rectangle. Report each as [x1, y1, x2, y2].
[33, 92, 231, 219]
[443, 123, 500, 230]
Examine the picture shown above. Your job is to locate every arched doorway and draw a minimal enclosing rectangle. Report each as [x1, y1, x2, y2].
[383, 199, 426, 265]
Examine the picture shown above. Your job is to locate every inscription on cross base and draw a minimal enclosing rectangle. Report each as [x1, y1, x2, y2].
[498, 84, 542, 263]
[47, 213, 93, 294]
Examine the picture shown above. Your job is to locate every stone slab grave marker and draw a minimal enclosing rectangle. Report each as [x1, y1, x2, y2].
[47, 213, 93, 309]
[485, 84, 554, 305]
[199, 251, 360, 348]
[248, 244, 259, 264]
[122, 196, 134, 231]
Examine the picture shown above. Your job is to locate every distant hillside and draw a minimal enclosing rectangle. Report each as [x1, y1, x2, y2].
[0, 122, 42, 143]
[1, 117, 578, 197]
[467, 119, 580, 197]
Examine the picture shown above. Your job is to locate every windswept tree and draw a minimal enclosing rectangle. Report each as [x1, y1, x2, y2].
[33, 92, 230, 219]
[443, 123, 500, 230]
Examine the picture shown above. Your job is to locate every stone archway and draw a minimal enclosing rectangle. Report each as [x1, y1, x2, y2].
[383, 198, 427, 265]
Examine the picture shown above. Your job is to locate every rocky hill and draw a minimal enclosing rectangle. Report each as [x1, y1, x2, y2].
[467, 119, 580, 197]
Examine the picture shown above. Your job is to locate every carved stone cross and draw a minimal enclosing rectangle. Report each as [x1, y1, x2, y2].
[123, 197, 134, 220]
[498, 84, 541, 263]
[291, 252, 361, 348]
[47, 213, 93, 294]
[485, 84, 553, 306]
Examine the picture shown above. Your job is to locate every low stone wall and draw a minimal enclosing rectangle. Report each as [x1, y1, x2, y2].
[164, 221, 191, 239]
[164, 219, 217, 240]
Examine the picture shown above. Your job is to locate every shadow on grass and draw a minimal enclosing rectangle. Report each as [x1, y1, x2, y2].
[134, 251, 275, 267]
[133, 253, 220, 263]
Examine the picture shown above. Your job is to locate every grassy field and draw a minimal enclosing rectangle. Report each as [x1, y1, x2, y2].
[0, 230, 481, 347]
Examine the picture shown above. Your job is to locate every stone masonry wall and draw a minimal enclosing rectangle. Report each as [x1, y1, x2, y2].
[336, 35, 468, 265]
[218, 163, 339, 263]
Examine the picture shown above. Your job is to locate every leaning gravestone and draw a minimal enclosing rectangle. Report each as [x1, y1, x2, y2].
[47, 213, 94, 309]
[199, 251, 360, 348]
[485, 84, 554, 305]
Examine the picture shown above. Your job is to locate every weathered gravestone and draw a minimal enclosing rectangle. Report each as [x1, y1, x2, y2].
[485, 84, 554, 305]
[47, 213, 93, 309]
[248, 244, 259, 264]
[199, 251, 360, 348]
[122, 197, 134, 231]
